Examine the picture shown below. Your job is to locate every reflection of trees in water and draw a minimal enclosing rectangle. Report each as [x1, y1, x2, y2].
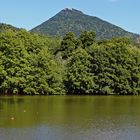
[0, 97, 24, 109]
[0, 96, 140, 128]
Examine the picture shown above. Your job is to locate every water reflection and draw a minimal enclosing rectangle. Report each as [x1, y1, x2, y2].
[0, 96, 140, 139]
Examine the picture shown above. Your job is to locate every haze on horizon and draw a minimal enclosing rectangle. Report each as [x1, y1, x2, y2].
[0, 0, 140, 34]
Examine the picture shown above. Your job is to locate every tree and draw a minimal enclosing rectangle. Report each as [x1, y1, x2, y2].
[60, 32, 77, 59]
[0, 30, 64, 95]
[88, 37, 140, 95]
[79, 31, 96, 49]
[65, 48, 95, 94]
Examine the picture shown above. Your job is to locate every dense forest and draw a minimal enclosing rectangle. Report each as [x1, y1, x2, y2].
[0, 29, 140, 95]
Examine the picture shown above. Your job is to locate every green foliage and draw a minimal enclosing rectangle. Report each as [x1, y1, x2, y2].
[0, 30, 64, 95]
[79, 31, 96, 48]
[0, 29, 140, 95]
[0, 23, 19, 33]
[60, 32, 77, 59]
[65, 34, 140, 95]
[65, 48, 95, 94]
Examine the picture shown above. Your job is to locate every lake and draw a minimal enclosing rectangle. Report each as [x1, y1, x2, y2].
[0, 96, 140, 140]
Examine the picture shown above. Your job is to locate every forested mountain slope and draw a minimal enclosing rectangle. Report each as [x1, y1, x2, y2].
[31, 8, 139, 40]
[0, 23, 19, 33]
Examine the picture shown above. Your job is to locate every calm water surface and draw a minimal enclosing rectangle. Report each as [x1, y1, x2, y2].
[0, 96, 140, 140]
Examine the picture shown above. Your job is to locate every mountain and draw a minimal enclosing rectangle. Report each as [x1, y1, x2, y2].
[0, 23, 19, 33]
[31, 8, 139, 39]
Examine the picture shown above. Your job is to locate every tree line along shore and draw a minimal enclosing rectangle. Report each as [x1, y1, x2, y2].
[0, 30, 140, 95]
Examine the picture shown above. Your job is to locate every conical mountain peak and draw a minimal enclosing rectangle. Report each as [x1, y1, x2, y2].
[31, 9, 139, 39]
[61, 8, 84, 14]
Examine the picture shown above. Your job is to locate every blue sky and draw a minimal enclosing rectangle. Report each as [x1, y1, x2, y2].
[0, 0, 140, 34]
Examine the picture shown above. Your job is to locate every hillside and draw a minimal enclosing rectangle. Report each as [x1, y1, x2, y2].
[31, 8, 139, 39]
[0, 23, 19, 33]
